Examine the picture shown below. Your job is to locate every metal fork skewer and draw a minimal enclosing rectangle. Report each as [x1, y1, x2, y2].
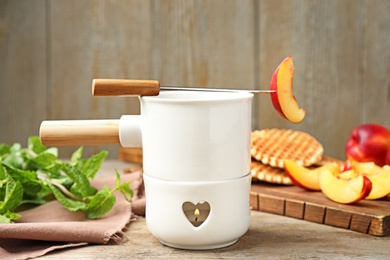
[161, 86, 275, 94]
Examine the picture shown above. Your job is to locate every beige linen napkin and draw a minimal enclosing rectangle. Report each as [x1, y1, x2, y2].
[0, 171, 145, 260]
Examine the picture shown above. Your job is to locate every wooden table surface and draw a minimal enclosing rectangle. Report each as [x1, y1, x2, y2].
[38, 161, 390, 259]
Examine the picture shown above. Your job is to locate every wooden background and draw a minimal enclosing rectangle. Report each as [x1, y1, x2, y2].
[1, 0, 390, 160]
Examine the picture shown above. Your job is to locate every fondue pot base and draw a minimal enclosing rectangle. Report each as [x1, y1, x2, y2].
[143, 173, 251, 250]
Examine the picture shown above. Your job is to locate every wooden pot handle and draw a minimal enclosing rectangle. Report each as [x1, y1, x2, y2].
[92, 79, 160, 96]
[40, 120, 120, 146]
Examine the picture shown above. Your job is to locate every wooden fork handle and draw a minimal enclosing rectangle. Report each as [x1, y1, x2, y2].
[92, 79, 160, 96]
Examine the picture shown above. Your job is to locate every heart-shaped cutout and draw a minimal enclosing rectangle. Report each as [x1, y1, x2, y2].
[182, 201, 211, 227]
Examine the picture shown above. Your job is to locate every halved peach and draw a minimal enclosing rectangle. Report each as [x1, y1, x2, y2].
[319, 169, 372, 204]
[365, 171, 390, 199]
[338, 169, 360, 179]
[360, 164, 390, 200]
[346, 162, 390, 199]
[270, 56, 305, 123]
[284, 159, 339, 191]
[351, 161, 381, 175]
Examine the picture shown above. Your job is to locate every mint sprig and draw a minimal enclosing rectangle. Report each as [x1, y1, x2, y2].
[0, 136, 133, 223]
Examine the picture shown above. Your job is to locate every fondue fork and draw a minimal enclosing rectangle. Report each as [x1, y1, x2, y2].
[92, 79, 274, 96]
[40, 79, 271, 147]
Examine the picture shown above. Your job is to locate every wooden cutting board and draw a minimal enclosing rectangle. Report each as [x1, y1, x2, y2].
[250, 182, 390, 236]
[119, 148, 143, 164]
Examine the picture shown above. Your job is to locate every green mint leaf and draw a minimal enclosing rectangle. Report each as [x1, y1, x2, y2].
[21, 181, 44, 198]
[61, 163, 92, 197]
[70, 182, 97, 198]
[0, 144, 11, 157]
[70, 147, 84, 167]
[0, 166, 23, 214]
[38, 163, 62, 178]
[81, 150, 108, 178]
[20, 197, 46, 206]
[49, 184, 87, 212]
[2, 164, 42, 197]
[0, 137, 122, 222]
[28, 136, 47, 154]
[86, 186, 116, 219]
[0, 164, 6, 180]
[0, 214, 12, 224]
[0, 168, 6, 202]
[115, 171, 133, 202]
[24, 145, 58, 172]
[3, 164, 38, 181]
[0, 211, 21, 223]
[3, 143, 23, 169]
[48, 175, 73, 187]
[29, 151, 58, 168]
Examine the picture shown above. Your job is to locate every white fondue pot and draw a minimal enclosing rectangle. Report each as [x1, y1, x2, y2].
[40, 79, 255, 249]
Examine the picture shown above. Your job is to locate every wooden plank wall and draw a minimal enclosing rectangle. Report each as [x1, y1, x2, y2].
[1, 0, 390, 160]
